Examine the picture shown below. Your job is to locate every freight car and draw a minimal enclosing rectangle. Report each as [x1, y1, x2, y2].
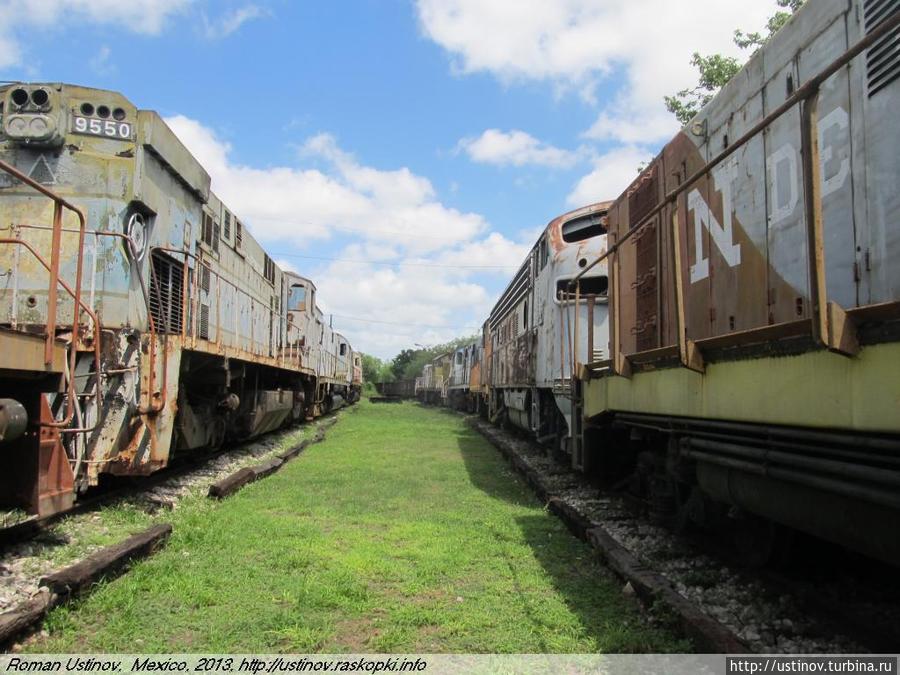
[567, 0, 900, 565]
[0, 83, 360, 520]
[375, 378, 417, 399]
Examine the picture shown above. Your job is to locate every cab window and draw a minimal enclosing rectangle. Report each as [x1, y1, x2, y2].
[288, 284, 306, 311]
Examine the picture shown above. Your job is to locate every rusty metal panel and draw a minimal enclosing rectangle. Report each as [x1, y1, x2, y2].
[800, 18, 856, 309]
[765, 62, 812, 326]
[602, 0, 899, 373]
[858, 3, 900, 305]
[610, 180, 644, 356]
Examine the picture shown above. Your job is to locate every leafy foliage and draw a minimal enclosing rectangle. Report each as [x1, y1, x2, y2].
[734, 0, 804, 50]
[360, 352, 394, 384]
[664, 0, 805, 126]
[362, 335, 482, 385]
[664, 53, 741, 126]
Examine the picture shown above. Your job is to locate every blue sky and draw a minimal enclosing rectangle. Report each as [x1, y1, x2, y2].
[0, 0, 778, 358]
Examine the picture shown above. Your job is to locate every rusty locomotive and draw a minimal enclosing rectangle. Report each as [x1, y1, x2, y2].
[0, 84, 361, 521]
[422, 0, 900, 566]
[417, 201, 611, 460]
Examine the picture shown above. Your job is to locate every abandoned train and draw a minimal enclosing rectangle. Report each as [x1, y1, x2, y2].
[0, 83, 361, 519]
[420, 0, 900, 566]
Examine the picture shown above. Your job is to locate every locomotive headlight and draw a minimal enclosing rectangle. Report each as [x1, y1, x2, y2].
[6, 116, 27, 134]
[4, 113, 57, 140]
[29, 116, 48, 135]
[126, 213, 148, 259]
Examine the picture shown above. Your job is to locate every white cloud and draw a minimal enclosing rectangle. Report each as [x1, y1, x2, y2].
[0, 0, 190, 69]
[89, 45, 114, 76]
[582, 105, 678, 146]
[202, 4, 267, 40]
[566, 145, 652, 207]
[167, 116, 489, 254]
[458, 129, 578, 169]
[417, 0, 780, 142]
[165, 115, 532, 358]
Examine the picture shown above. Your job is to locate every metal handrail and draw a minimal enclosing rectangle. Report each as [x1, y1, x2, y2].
[0, 158, 95, 430]
[151, 245, 306, 368]
[0, 238, 102, 432]
[15, 221, 166, 415]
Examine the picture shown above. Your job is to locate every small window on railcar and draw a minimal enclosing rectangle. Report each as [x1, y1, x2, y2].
[540, 237, 548, 270]
[561, 212, 606, 242]
[212, 219, 220, 253]
[556, 276, 608, 300]
[288, 284, 306, 311]
[263, 254, 276, 284]
[340, 343, 347, 356]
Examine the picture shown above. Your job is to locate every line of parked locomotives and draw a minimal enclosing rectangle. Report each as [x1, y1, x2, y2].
[0, 82, 361, 520]
[415, 0, 900, 567]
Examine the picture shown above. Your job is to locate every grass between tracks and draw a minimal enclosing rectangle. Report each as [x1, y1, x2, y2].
[30, 401, 686, 653]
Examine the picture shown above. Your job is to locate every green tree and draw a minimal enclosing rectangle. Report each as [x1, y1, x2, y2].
[734, 0, 804, 50]
[664, 0, 805, 126]
[390, 348, 419, 381]
[360, 353, 394, 384]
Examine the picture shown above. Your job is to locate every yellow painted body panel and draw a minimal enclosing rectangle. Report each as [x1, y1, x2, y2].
[584, 342, 900, 434]
[0, 329, 67, 375]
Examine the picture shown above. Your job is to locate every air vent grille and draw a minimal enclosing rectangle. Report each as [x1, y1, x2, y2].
[199, 304, 210, 340]
[865, 0, 900, 97]
[149, 252, 184, 334]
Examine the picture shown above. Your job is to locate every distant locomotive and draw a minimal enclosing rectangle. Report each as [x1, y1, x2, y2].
[418, 0, 900, 566]
[0, 84, 360, 519]
[417, 201, 611, 461]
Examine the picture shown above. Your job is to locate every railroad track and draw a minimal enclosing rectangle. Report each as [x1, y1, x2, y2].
[0, 410, 345, 552]
[0, 409, 344, 646]
[468, 416, 899, 654]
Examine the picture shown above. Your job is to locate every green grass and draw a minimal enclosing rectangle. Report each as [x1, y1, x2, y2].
[31, 401, 685, 653]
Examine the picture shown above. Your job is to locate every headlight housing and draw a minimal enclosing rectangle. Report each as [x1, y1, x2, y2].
[3, 85, 64, 146]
